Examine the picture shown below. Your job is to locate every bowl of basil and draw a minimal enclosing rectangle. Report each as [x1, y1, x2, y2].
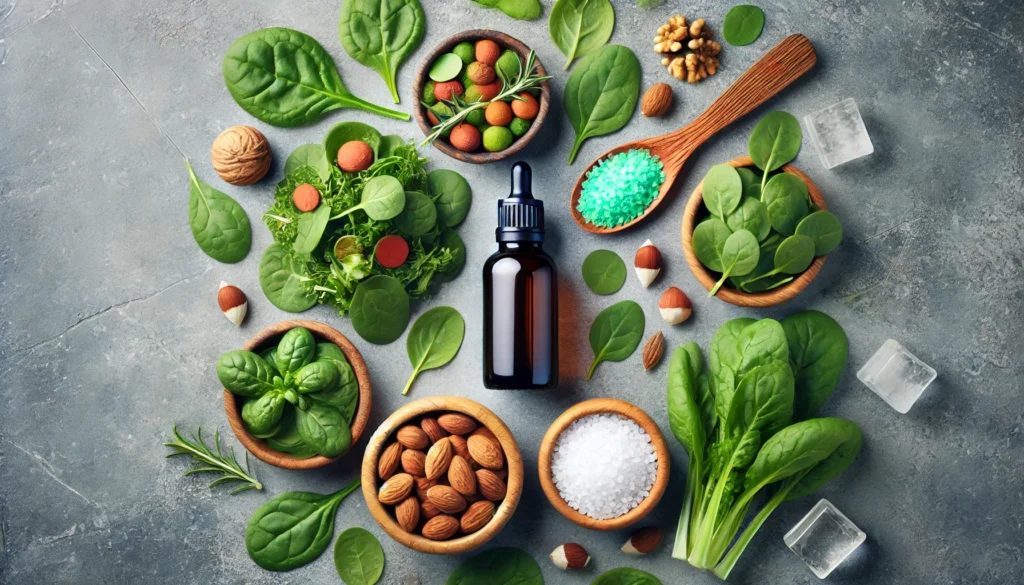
[220, 320, 372, 470]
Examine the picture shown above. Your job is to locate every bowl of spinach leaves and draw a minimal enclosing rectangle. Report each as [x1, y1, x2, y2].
[220, 320, 372, 470]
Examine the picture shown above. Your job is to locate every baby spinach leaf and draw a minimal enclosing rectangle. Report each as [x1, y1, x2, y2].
[761, 172, 809, 235]
[285, 144, 332, 182]
[186, 160, 251, 263]
[736, 234, 783, 292]
[297, 403, 351, 457]
[242, 392, 287, 436]
[324, 121, 384, 164]
[772, 234, 815, 274]
[587, 300, 645, 380]
[591, 568, 663, 585]
[549, 0, 615, 70]
[334, 527, 385, 585]
[782, 311, 848, 420]
[339, 0, 425, 104]
[294, 204, 333, 255]
[427, 169, 473, 227]
[470, 0, 543, 21]
[582, 249, 627, 295]
[217, 350, 276, 397]
[564, 45, 641, 163]
[350, 275, 411, 344]
[378, 134, 406, 157]
[725, 196, 771, 241]
[395, 191, 437, 236]
[336, 176, 406, 221]
[295, 360, 341, 394]
[703, 164, 744, 218]
[245, 478, 361, 571]
[723, 5, 765, 46]
[276, 327, 317, 374]
[266, 410, 318, 458]
[446, 547, 543, 585]
[403, 306, 465, 395]
[795, 210, 843, 255]
[223, 28, 409, 126]
[434, 230, 467, 282]
[692, 218, 733, 273]
[709, 229, 760, 296]
[748, 111, 802, 189]
[259, 243, 318, 312]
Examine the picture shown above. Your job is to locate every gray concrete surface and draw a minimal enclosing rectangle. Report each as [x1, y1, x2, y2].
[2, 0, 1022, 583]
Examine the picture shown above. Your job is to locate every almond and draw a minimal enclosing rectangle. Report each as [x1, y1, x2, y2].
[422, 515, 459, 541]
[550, 543, 590, 570]
[476, 469, 507, 501]
[448, 455, 477, 496]
[427, 485, 467, 514]
[424, 437, 454, 480]
[395, 496, 420, 533]
[659, 286, 693, 325]
[470, 426, 496, 441]
[641, 82, 673, 117]
[421, 498, 441, 520]
[420, 417, 448, 444]
[415, 476, 437, 501]
[460, 500, 496, 533]
[378, 473, 414, 505]
[449, 435, 470, 459]
[437, 413, 477, 435]
[622, 526, 664, 555]
[401, 449, 426, 476]
[378, 442, 403, 480]
[467, 434, 504, 470]
[642, 331, 666, 370]
[396, 425, 430, 450]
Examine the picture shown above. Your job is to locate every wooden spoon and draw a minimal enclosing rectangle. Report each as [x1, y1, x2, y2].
[570, 34, 817, 234]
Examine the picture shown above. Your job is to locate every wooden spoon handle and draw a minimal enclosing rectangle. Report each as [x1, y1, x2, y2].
[683, 34, 817, 147]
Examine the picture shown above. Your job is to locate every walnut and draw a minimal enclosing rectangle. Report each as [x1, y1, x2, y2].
[653, 15, 688, 54]
[654, 15, 721, 84]
[211, 125, 271, 186]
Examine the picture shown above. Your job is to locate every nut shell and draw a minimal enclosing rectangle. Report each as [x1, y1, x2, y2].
[659, 286, 693, 325]
[634, 240, 664, 288]
[211, 125, 271, 186]
[622, 526, 665, 555]
[641, 82, 674, 117]
[550, 543, 590, 570]
[217, 282, 247, 327]
[642, 331, 666, 370]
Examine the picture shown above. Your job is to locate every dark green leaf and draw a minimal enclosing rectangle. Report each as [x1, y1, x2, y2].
[667, 346, 706, 459]
[692, 218, 733, 272]
[294, 204, 332, 255]
[748, 111, 802, 176]
[427, 169, 473, 227]
[404, 306, 465, 395]
[591, 567, 663, 585]
[285, 144, 332, 181]
[710, 229, 760, 296]
[339, 0, 425, 103]
[266, 410, 318, 458]
[241, 392, 286, 436]
[772, 235, 816, 274]
[795, 210, 843, 255]
[582, 249, 627, 295]
[586, 300, 645, 380]
[470, 0, 543, 20]
[446, 547, 543, 585]
[295, 360, 341, 394]
[564, 45, 641, 163]
[259, 243, 318, 312]
[297, 403, 351, 457]
[334, 527, 385, 585]
[186, 160, 251, 263]
[723, 5, 765, 46]
[350, 275, 411, 344]
[341, 175, 406, 221]
[762, 172, 809, 235]
[217, 350, 275, 397]
[395, 191, 437, 236]
[703, 164, 744, 218]
[275, 327, 317, 374]
[744, 418, 859, 493]
[378, 134, 407, 157]
[786, 418, 862, 499]
[725, 196, 771, 241]
[782, 310, 849, 420]
[549, 0, 615, 70]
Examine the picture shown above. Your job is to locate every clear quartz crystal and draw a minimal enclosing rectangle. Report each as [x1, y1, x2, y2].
[857, 339, 937, 413]
[785, 499, 866, 579]
[804, 98, 874, 169]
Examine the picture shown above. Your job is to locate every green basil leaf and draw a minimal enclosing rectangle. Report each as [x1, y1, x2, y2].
[338, 0, 425, 104]
[725, 196, 771, 241]
[586, 300, 645, 380]
[297, 403, 351, 457]
[795, 210, 843, 255]
[703, 164, 744, 218]
[259, 243, 318, 312]
[427, 169, 473, 227]
[324, 121, 384, 164]
[404, 306, 465, 395]
[564, 45, 641, 163]
[549, 0, 615, 70]
[446, 547, 543, 585]
[217, 350, 276, 397]
[395, 191, 437, 236]
[294, 204, 332, 255]
[723, 5, 766, 46]
[350, 275, 411, 344]
[762, 172, 809, 235]
[782, 310, 849, 420]
[285, 144, 332, 182]
[223, 27, 409, 126]
[275, 327, 317, 374]
[748, 111, 802, 176]
[333, 527, 385, 585]
[692, 218, 733, 273]
[582, 249, 627, 295]
[186, 160, 251, 263]
[591, 567, 663, 585]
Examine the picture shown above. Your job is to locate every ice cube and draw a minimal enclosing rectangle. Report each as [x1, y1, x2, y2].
[803, 98, 874, 169]
[857, 339, 936, 413]
[785, 499, 866, 579]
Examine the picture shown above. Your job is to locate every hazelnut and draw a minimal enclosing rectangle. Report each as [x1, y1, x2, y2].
[210, 126, 271, 186]
[337, 141, 374, 173]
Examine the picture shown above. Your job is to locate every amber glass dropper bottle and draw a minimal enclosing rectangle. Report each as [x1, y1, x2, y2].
[482, 162, 558, 389]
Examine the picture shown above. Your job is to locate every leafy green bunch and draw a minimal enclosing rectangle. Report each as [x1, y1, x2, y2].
[667, 311, 862, 579]
[217, 327, 359, 459]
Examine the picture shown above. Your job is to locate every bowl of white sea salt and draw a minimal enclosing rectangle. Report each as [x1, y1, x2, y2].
[538, 398, 670, 530]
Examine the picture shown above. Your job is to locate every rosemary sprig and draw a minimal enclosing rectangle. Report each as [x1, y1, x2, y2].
[164, 425, 263, 494]
[420, 50, 552, 146]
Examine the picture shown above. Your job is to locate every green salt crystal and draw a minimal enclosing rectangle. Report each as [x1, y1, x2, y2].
[577, 149, 665, 228]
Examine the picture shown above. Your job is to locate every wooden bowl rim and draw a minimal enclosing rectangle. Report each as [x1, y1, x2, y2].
[360, 396, 524, 554]
[681, 156, 828, 308]
[537, 398, 671, 531]
[412, 29, 551, 164]
[223, 319, 372, 470]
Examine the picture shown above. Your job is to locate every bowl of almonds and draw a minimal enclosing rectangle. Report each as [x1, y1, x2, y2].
[361, 396, 523, 554]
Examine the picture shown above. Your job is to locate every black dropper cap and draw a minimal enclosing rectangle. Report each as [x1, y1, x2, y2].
[497, 162, 544, 243]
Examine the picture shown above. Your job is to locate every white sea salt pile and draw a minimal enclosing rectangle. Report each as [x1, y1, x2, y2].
[550, 413, 658, 520]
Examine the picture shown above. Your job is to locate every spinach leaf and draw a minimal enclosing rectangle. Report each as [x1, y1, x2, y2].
[709, 229, 760, 296]
[259, 243, 318, 312]
[748, 111, 802, 189]
[667, 346, 707, 460]
[722, 362, 795, 470]
[285, 144, 332, 181]
[308, 357, 359, 424]
[735, 234, 782, 293]
[336, 176, 406, 221]
[692, 218, 733, 273]
[223, 27, 409, 126]
[427, 169, 473, 227]
[378, 134, 407, 157]
[591, 567, 663, 585]
[404, 306, 465, 395]
[743, 418, 858, 493]
[186, 160, 251, 263]
[242, 392, 287, 436]
[785, 418, 862, 500]
[470, 0, 542, 21]
[782, 311, 848, 420]
[712, 318, 788, 420]
[245, 478, 361, 571]
[772, 234, 815, 273]
[350, 275, 411, 344]
[703, 164, 744, 218]
[297, 403, 352, 457]
[395, 191, 437, 237]
[294, 203, 333, 254]
[324, 121, 384, 164]
[586, 300, 645, 380]
[217, 350, 276, 397]
[723, 5, 765, 46]
[446, 547, 543, 585]
[333, 528, 384, 585]
[549, 0, 615, 70]
[795, 210, 843, 255]
[276, 327, 317, 374]
[564, 45, 641, 163]
[761, 172, 809, 235]
[339, 0, 425, 104]
[266, 410, 318, 458]
[582, 249, 627, 295]
[709, 318, 755, 412]
[725, 196, 771, 242]
[434, 229, 467, 282]
[315, 341, 347, 362]
[295, 360, 341, 394]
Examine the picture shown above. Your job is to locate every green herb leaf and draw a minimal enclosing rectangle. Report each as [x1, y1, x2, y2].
[772, 234, 815, 274]
[266, 410, 318, 458]
[395, 191, 438, 236]
[761, 172, 809, 235]
[446, 547, 543, 585]
[275, 327, 317, 374]
[427, 169, 473, 227]
[404, 306, 465, 395]
[285, 144, 332, 182]
[324, 121, 384, 164]
[294, 204, 333, 255]
[667, 346, 707, 459]
[164, 425, 263, 494]
[294, 360, 341, 394]
[378, 134, 407, 157]
[217, 350, 276, 397]
[242, 392, 287, 436]
[723, 5, 766, 46]
[549, 0, 615, 70]
[258, 243, 318, 313]
[564, 45, 641, 164]
[186, 160, 251, 263]
[591, 567, 664, 585]
[795, 210, 843, 255]
[692, 218, 733, 273]
[334, 527, 385, 585]
[582, 249, 627, 295]
[351, 275, 411, 344]
[339, 0, 425, 104]
[586, 300, 645, 380]
[341, 175, 407, 221]
[748, 111, 802, 188]
[703, 164, 744, 218]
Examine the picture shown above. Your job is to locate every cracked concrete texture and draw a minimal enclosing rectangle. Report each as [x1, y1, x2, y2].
[1, 0, 1023, 584]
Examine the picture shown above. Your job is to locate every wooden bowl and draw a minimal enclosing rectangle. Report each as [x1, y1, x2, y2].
[361, 396, 524, 554]
[538, 398, 671, 531]
[681, 156, 829, 307]
[223, 320, 372, 470]
[412, 29, 550, 164]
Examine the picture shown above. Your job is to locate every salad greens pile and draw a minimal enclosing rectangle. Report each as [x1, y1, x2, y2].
[667, 311, 862, 579]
